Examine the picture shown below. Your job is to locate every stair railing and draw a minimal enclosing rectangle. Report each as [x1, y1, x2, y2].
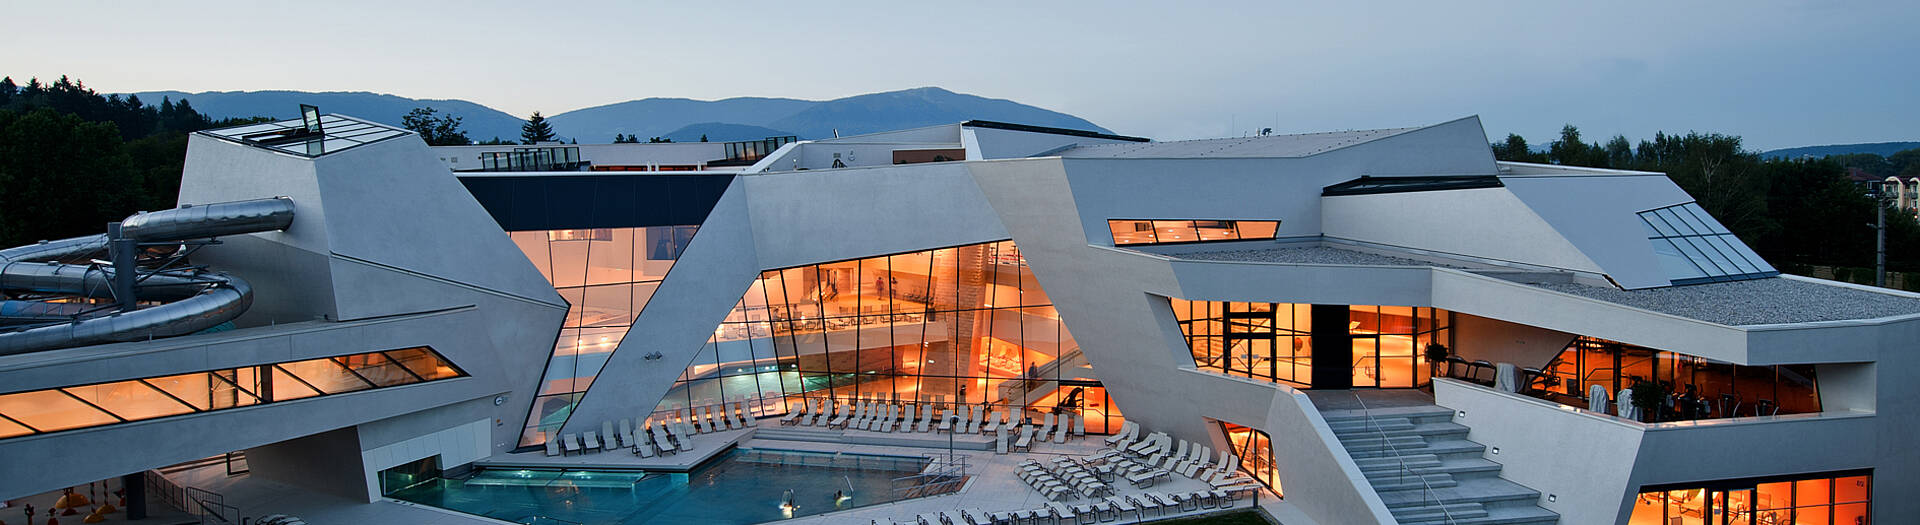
[1352, 392, 1457, 525]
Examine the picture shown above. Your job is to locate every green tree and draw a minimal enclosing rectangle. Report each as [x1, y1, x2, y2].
[400, 106, 472, 146]
[520, 111, 556, 144]
[1489, 133, 1546, 163]
[699, 134, 708, 142]
[1887, 148, 1920, 178]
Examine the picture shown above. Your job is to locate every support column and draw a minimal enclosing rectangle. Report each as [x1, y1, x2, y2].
[121, 472, 146, 519]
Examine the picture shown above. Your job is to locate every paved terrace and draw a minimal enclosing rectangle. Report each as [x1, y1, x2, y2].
[152, 424, 1304, 525]
[1169, 246, 1461, 267]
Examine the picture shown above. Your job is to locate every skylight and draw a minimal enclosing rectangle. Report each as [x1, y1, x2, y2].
[201, 113, 410, 157]
[1637, 202, 1777, 285]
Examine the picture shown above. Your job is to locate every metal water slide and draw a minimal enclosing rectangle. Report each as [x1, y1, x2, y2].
[0, 197, 295, 355]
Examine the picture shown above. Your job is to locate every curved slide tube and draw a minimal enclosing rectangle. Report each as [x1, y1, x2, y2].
[0, 197, 294, 355]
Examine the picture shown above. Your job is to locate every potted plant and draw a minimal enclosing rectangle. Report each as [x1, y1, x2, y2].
[1423, 343, 1450, 380]
[1629, 378, 1670, 423]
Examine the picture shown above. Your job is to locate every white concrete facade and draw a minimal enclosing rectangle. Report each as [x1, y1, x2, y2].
[0, 114, 1911, 525]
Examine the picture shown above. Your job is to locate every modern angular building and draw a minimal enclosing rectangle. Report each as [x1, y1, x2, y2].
[0, 112, 1908, 524]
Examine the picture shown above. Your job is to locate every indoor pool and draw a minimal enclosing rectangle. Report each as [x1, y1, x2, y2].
[387, 448, 941, 524]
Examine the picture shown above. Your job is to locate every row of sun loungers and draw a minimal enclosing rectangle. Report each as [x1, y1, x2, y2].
[888, 489, 1246, 525]
[778, 397, 1086, 444]
[544, 401, 759, 457]
[1081, 420, 1260, 494]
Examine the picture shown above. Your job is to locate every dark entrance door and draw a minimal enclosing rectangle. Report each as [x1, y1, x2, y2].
[1310, 304, 1353, 389]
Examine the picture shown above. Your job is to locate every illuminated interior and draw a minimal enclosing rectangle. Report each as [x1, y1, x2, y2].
[511, 226, 697, 446]
[1533, 336, 1820, 420]
[1171, 300, 1449, 388]
[1628, 472, 1870, 525]
[0, 346, 461, 439]
[1108, 219, 1280, 246]
[1220, 422, 1282, 497]
[653, 240, 1122, 432]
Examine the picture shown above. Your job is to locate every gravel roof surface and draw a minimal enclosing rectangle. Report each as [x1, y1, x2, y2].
[1172, 246, 1465, 267]
[1534, 278, 1920, 325]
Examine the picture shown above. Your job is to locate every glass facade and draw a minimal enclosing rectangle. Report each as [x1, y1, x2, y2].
[1533, 337, 1820, 420]
[512, 226, 698, 447]
[1170, 300, 1449, 388]
[1220, 422, 1282, 497]
[1108, 219, 1280, 246]
[1628, 472, 1870, 525]
[0, 347, 461, 439]
[1638, 202, 1777, 285]
[651, 240, 1118, 432]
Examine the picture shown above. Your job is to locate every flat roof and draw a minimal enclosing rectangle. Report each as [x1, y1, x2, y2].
[1171, 246, 1464, 267]
[1533, 277, 1920, 326]
[1061, 126, 1421, 159]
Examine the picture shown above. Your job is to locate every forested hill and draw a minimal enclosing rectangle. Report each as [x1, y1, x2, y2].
[1762, 142, 1920, 160]
[123, 86, 1110, 143]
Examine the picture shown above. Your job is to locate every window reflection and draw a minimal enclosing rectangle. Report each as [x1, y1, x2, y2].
[1171, 299, 1447, 388]
[1107, 219, 1281, 246]
[1629, 473, 1869, 525]
[510, 225, 698, 447]
[1220, 422, 1282, 496]
[0, 347, 460, 440]
[1533, 337, 1820, 421]
[652, 240, 1121, 434]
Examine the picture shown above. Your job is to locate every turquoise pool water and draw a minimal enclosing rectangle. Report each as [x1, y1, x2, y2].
[388, 449, 936, 524]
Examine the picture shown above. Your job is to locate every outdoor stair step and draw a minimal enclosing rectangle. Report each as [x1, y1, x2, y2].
[1376, 477, 1542, 507]
[1390, 501, 1489, 520]
[1333, 421, 1470, 440]
[1334, 435, 1428, 450]
[1345, 439, 1484, 459]
[1319, 406, 1456, 423]
[1398, 505, 1561, 525]
[1358, 457, 1444, 474]
[1363, 458, 1506, 479]
[1353, 453, 1440, 469]
[1368, 474, 1459, 492]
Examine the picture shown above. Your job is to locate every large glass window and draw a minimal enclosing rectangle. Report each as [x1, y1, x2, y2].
[1107, 219, 1281, 246]
[1638, 202, 1778, 285]
[0, 347, 462, 440]
[1629, 472, 1870, 525]
[512, 225, 697, 447]
[654, 240, 1120, 433]
[1220, 422, 1281, 497]
[1171, 299, 1448, 389]
[1533, 337, 1820, 421]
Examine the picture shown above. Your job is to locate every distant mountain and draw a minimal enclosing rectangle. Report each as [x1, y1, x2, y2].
[765, 87, 1109, 139]
[124, 90, 528, 142]
[120, 86, 1114, 145]
[1762, 142, 1920, 160]
[548, 97, 813, 142]
[660, 122, 796, 143]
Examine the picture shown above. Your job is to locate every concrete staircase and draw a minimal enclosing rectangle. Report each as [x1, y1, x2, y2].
[1323, 404, 1558, 525]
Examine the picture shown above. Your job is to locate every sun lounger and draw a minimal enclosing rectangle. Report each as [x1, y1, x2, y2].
[918, 403, 936, 432]
[779, 401, 804, 425]
[938, 407, 956, 433]
[1052, 417, 1069, 444]
[1037, 413, 1054, 440]
[1104, 421, 1134, 447]
[619, 419, 637, 447]
[1071, 414, 1085, 437]
[901, 405, 916, 432]
[599, 421, 619, 448]
[997, 427, 1011, 454]
[967, 406, 985, 433]
[1013, 427, 1036, 452]
[887, 405, 902, 432]
[830, 403, 852, 428]
[582, 431, 602, 452]
[982, 410, 1006, 433]
[706, 406, 724, 431]
[562, 433, 583, 455]
[1164, 440, 1189, 470]
[739, 402, 757, 427]
[545, 437, 562, 456]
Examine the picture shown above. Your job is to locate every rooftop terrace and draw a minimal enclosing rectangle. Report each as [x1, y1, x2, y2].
[1533, 277, 1920, 326]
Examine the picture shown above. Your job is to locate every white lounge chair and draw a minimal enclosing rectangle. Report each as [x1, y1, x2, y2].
[601, 421, 620, 449]
[1165, 441, 1189, 470]
[740, 402, 757, 427]
[968, 405, 986, 434]
[829, 403, 851, 428]
[562, 433, 583, 455]
[1104, 421, 1135, 447]
[1052, 416, 1069, 444]
[544, 437, 562, 456]
[983, 410, 1006, 433]
[918, 403, 936, 432]
[779, 400, 806, 425]
[937, 407, 955, 433]
[1013, 427, 1036, 452]
[1037, 413, 1055, 441]
[1072, 413, 1086, 437]
[619, 419, 637, 448]
[901, 405, 916, 432]
[705, 406, 723, 431]
[582, 431, 602, 452]
[996, 427, 1010, 454]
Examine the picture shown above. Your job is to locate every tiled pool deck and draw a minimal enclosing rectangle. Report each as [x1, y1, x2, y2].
[156, 426, 1310, 525]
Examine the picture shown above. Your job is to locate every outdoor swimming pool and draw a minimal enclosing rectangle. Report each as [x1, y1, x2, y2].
[387, 448, 947, 524]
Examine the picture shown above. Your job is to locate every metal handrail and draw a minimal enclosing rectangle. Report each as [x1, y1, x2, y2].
[1353, 392, 1457, 525]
